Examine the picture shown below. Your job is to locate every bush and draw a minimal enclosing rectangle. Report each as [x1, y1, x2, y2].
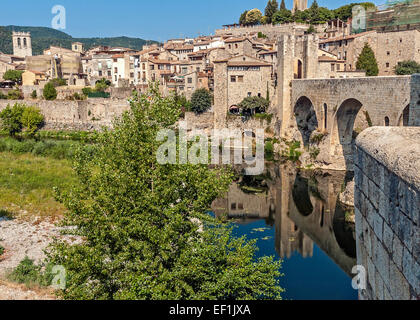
[190, 88, 212, 114]
[43, 82, 57, 100]
[82, 87, 93, 96]
[7, 88, 23, 100]
[0, 92, 7, 99]
[31, 90, 37, 99]
[0, 245, 4, 256]
[95, 78, 111, 92]
[0, 103, 25, 136]
[7, 257, 53, 288]
[49, 78, 67, 87]
[395, 60, 420, 75]
[21, 106, 44, 137]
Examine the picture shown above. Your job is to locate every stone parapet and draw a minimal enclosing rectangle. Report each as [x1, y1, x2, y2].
[354, 127, 420, 300]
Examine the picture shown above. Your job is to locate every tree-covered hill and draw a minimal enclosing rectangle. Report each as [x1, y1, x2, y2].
[0, 26, 159, 55]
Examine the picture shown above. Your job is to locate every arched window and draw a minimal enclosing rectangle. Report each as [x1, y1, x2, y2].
[17, 38, 21, 48]
[23, 38, 27, 48]
[324, 103, 328, 129]
[385, 117, 390, 127]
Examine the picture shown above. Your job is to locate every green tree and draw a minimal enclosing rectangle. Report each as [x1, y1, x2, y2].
[47, 85, 283, 300]
[356, 43, 379, 76]
[190, 88, 212, 114]
[0, 103, 25, 136]
[395, 60, 420, 75]
[95, 78, 112, 92]
[246, 9, 263, 25]
[31, 90, 37, 99]
[20, 106, 44, 137]
[264, 0, 279, 24]
[239, 10, 249, 25]
[273, 8, 293, 24]
[3, 70, 24, 83]
[239, 96, 269, 114]
[43, 82, 57, 100]
[280, 0, 286, 10]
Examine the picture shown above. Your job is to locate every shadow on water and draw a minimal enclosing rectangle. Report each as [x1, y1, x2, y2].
[212, 164, 358, 300]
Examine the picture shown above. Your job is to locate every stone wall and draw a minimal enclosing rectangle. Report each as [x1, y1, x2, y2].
[354, 127, 420, 300]
[0, 98, 129, 131]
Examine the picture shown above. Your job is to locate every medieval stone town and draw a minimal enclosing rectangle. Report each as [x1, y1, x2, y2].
[0, 0, 419, 302]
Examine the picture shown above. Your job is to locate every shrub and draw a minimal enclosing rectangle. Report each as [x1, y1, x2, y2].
[7, 88, 23, 100]
[31, 90, 37, 99]
[309, 147, 320, 160]
[82, 87, 93, 96]
[0, 103, 25, 136]
[395, 60, 420, 75]
[190, 88, 212, 114]
[21, 106, 44, 137]
[265, 141, 274, 161]
[0, 92, 7, 99]
[95, 78, 111, 92]
[43, 82, 57, 100]
[49, 78, 67, 87]
[0, 245, 4, 256]
[7, 257, 53, 288]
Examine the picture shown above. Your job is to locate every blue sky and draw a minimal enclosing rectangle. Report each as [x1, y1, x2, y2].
[0, 0, 382, 41]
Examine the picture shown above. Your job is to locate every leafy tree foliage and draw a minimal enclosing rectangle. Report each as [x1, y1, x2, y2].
[356, 43, 379, 76]
[7, 88, 23, 100]
[332, 2, 376, 21]
[20, 106, 44, 137]
[95, 78, 112, 92]
[239, 10, 249, 25]
[239, 96, 269, 113]
[0, 103, 44, 137]
[246, 9, 263, 25]
[0, 103, 24, 136]
[43, 82, 57, 101]
[395, 60, 420, 75]
[190, 88, 212, 114]
[3, 70, 24, 83]
[272, 9, 293, 24]
[47, 85, 283, 300]
[264, 0, 279, 24]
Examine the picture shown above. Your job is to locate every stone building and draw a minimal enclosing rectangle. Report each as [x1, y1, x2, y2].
[12, 32, 32, 58]
[213, 55, 275, 127]
[293, 0, 308, 14]
[320, 29, 420, 75]
[72, 42, 84, 54]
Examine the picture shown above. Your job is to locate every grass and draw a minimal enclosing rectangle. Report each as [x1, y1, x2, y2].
[7, 257, 54, 289]
[0, 152, 75, 219]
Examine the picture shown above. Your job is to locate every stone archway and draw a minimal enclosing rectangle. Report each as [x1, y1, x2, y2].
[292, 175, 314, 217]
[294, 96, 318, 147]
[398, 105, 410, 126]
[332, 98, 363, 170]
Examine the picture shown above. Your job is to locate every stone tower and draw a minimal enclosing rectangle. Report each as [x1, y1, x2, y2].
[12, 31, 32, 58]
[293, 0, 308, 13]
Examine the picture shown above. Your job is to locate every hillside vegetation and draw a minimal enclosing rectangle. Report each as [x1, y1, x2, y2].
[0, 26, 158, 55]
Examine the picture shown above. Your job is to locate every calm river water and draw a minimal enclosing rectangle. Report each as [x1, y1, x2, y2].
[212, 164, 358, 300]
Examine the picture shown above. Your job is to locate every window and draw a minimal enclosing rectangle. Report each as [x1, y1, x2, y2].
[238, 203, 244, 210]
[130, 73, 134, 78]
[150, 65, 155, 70]
[247, 92, 251, 97]
[336, 64, 340, 71]
[98, 62, 102, 70]
[386, 63, 390, 68]
[107, 71, 111, 76]
[23, 38, 27, 48]
[114, 67, 118, 73]
[17, 38, 21, 48]
[331, 64, 335, 72]
[258, 93, 261, 97]
[235, 44, 238, 49]
[142, 63, 146, 70]
[230, 76, 236, 82]
[385, 117, 390, 126]
[187, 77, 192, 84]
[387, 51, 390, 56]
[228, 44, 231, 49]
[98, 71, 102, 76]
[231, 203, 236, 210]
[238, 75, 243, 82]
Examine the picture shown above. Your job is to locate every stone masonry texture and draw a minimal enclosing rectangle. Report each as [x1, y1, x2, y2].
[354, 127, 420, 300]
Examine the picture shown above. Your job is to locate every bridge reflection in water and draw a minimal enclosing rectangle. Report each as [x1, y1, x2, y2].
[211, 164, 358, 300]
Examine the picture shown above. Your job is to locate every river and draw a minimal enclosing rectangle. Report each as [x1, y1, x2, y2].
[211, 164, 358, 300]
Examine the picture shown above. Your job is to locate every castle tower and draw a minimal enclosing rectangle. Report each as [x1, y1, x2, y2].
[72, 42, 84, 53]
[293, 0, 308, 14]
[12, 32, 32, 58]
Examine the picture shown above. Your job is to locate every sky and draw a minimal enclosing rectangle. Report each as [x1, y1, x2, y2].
[0, 0, 383, 42]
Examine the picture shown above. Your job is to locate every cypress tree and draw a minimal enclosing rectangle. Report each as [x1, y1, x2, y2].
[264, 0, 279, 23]
[356, 43, 379, 76]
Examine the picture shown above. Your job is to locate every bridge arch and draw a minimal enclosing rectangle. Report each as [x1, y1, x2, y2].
[331, 98, 364, 169]
[293, 96, 319, 147]
[397, 104, 410, 126]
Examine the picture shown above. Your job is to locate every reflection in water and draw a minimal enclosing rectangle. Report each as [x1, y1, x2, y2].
[211, 164, 358, 300]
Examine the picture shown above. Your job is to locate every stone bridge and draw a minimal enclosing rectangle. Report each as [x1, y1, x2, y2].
[288, 75, 419, 170]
